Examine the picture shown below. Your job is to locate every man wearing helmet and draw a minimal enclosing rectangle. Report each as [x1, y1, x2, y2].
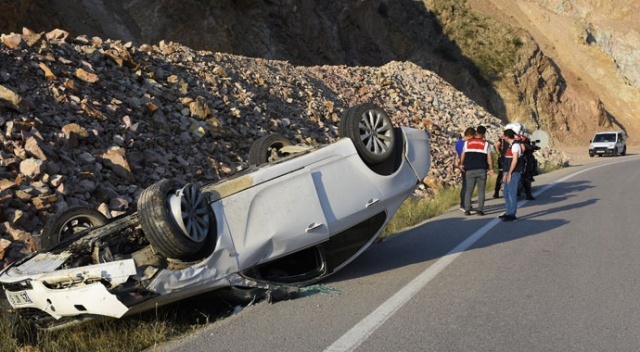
[495, 123, 536, 200]
[515, 123, 537, 200]
[494, 123, 520, 198]
[500, 128, 524, 221]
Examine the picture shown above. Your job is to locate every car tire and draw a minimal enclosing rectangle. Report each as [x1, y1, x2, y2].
[39, 206, 108, 250]
[622, 146, 627, 156]
[138, 179, 213, 259]
[340, 103, 395, 165]
[248, 134, 293, 165]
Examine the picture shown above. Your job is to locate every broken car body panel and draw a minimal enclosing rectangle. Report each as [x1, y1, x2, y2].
[2, 257, 136, 319]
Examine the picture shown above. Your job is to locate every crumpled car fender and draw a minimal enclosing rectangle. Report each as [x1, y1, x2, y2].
[3, 258, 137, 319]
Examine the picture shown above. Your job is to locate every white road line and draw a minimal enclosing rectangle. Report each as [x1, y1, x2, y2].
[324, 220, 498, 352]
[324, 158, 638, 352]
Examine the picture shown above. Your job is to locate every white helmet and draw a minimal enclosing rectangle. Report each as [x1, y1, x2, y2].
[505, 123, 521, 135]
[518, 123, 527, 135]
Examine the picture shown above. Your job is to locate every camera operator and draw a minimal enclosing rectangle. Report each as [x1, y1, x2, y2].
[516, 124, 538, 200]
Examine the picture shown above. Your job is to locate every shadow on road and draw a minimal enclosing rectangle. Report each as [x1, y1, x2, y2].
[326, 179, 598, 283]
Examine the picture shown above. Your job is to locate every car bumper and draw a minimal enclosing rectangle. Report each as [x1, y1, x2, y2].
[1, 255, 137, 319]
[589, 148, 616, 156]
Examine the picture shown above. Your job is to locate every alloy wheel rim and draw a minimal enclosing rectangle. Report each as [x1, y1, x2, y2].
[168, 184, 210, 243]
[358, 109, 393, 155]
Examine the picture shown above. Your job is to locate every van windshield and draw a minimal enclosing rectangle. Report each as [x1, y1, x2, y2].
[593, 133, 617, 143]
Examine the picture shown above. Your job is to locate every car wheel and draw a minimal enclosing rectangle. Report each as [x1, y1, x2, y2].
[340, 103, 395, 164]
[138, 179, 213, 259]
[622, 146, 627, 156]
[248, 134, 293, 165]
[39, 206, 108, 250]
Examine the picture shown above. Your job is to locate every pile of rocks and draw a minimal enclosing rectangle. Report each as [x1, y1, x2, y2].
[0, 28, 568, 266]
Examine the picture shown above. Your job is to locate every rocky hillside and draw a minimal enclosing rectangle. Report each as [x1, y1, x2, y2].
[0, 0, 609, 143]
[0, 29, 568, 266]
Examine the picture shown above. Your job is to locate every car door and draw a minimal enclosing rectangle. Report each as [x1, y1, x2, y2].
[308, 152, 385, 235]
[220, 166, 330, 269]
[615, 133, 624, 154]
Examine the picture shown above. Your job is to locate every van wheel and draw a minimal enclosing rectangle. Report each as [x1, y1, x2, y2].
[622, 146, 627, 156]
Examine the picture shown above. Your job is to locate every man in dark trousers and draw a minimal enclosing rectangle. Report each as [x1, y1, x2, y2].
[493, 131, 508, 198]
[455, 127, 476, 211]
[460, 125, 493, 216]
[516, 129, 538, 200]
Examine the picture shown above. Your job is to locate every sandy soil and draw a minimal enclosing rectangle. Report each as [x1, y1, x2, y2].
[467, 0, 640, 145]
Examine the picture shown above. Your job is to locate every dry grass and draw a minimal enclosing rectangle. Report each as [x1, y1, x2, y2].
[0, 291, 242, 352]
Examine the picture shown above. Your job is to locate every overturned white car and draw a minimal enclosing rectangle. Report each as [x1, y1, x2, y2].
[0, 103, 430, 330]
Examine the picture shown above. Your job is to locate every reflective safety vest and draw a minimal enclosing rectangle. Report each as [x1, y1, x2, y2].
[503, 141, 525, 172]
[462, 137, 491, 170]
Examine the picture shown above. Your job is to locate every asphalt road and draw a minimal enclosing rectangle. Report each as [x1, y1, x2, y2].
[154, 153, 640, 352]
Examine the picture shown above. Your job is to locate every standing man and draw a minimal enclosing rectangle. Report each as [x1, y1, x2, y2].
[517, 126, 537, 200]
[493, 131, 508, 198]
[501, 128, 524, 222]
[455, 127, 476, 212]
[460, 125, 493, 216]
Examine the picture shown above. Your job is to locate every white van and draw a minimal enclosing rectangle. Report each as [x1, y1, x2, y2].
[588, 130, 627, 157]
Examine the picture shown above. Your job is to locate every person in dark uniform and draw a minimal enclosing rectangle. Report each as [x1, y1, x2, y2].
[455, 127, 476, 211]
[460, 125, 494, 216]
[493, 131, 508, 198]
[515, 124, 538, 200]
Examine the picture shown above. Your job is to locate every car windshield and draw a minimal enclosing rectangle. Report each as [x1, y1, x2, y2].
[593, 133, 616, 142]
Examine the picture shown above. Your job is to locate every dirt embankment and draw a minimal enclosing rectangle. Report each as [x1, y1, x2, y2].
[468, 0, 640, 146]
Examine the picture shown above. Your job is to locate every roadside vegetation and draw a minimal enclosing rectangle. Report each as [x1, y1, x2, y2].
[0, 154, 562, 351]
[0, 290, 245, 352]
